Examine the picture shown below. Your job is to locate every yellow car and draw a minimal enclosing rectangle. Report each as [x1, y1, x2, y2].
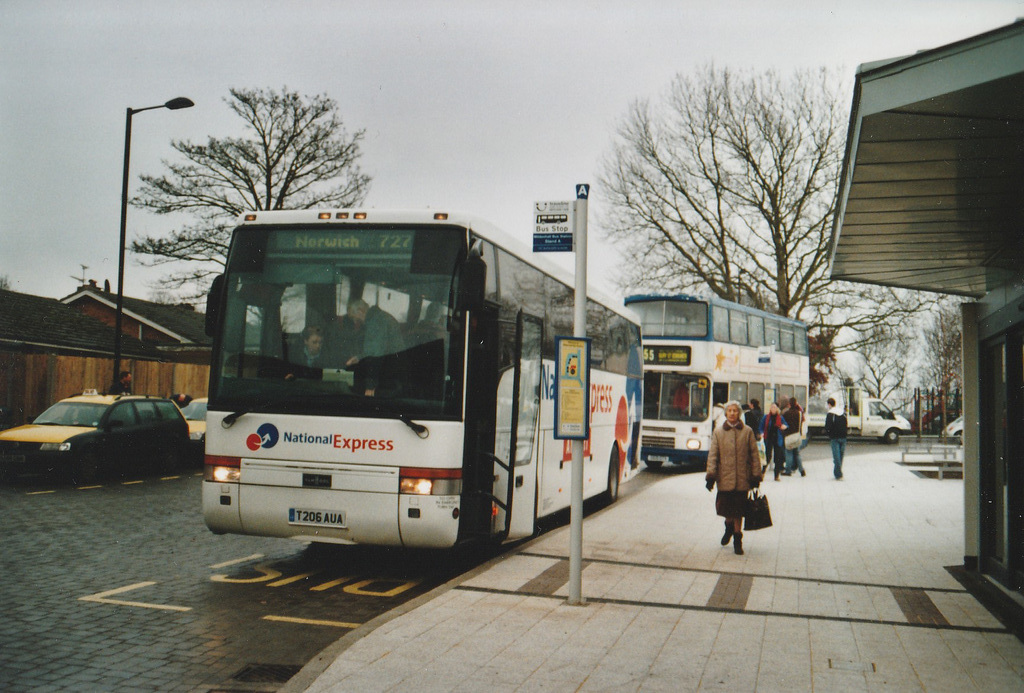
[0, 391, 190, 484]
[179, 397, 207, 462]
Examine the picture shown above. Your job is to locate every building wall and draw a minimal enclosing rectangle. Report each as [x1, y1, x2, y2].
[974, 279, 1024, 592]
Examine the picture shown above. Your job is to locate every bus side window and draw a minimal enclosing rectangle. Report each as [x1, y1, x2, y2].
[731, 382, 748, 406]
[713, 383, 728, 407]
[748, 383, 765, 407]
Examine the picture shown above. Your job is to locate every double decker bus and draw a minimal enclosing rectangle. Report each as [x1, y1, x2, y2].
[202, 209, 643, 548]
[625, 294, 809, 470]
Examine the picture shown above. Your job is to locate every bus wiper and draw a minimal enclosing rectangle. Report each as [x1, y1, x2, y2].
[396, 414, 429, 439]
[221, 402, 275, 428]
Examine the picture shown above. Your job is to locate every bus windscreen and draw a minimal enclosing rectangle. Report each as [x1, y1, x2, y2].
[212, 225, 466, 418]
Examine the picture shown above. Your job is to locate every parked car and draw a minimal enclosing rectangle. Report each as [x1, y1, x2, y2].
[0, 391, 190, 484]
[946, 415, 963, 441]
[179, 397, 207, 463]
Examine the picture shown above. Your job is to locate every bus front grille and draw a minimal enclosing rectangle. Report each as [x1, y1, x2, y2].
[642, 435, 676, 448]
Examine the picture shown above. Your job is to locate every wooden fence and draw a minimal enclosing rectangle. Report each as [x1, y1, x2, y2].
[0, 351, 209, 426]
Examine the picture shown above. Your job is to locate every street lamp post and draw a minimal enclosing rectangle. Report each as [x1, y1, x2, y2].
[112, 97, 194, 385]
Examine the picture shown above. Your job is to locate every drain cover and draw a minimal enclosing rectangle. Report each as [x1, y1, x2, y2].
[231, 663, 303, 683]
[829, 659, 877, 673]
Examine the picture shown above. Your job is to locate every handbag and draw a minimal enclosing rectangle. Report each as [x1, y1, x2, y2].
[784, 431, 802, 450]
[744, 489, 773, 531]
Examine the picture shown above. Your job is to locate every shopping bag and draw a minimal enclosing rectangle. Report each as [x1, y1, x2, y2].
[784, 432, 802, 450]
[744, 490, 773, 531]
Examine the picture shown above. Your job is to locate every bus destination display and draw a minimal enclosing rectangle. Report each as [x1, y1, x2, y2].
[643, 345, 692, 366]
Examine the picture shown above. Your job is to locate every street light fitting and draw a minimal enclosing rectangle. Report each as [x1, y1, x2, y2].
[164, 97, 194, 110]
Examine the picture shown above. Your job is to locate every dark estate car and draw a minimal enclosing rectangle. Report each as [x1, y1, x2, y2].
[0, 391, 191, 484]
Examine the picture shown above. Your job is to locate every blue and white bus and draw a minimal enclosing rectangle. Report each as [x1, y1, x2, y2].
[202, 209, 643, 548]
[625, 294, 809, 470]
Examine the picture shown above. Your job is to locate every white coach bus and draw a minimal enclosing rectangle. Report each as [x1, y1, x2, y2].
[202, 209, 643, 548]
[625, 294, 809, 470]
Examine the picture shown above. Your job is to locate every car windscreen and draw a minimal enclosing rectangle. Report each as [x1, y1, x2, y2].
[34, 402, 106, 427]
[180, 401, 207, 420]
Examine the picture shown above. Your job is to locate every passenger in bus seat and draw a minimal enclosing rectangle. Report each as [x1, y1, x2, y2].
[284, 325, 327, 380]
[672, 382, 689, 414]
[330, 298, 405, 396]
[330, 299, 369, 368]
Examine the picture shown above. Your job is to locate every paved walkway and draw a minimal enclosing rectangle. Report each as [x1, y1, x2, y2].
[285, 446, 1024, 692]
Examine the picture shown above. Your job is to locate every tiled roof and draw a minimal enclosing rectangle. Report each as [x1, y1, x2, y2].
[62, 286, 210, 345]
[0, 289, 157, 358]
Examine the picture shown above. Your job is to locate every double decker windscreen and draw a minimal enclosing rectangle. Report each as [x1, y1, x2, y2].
[211, 225, 466, 418]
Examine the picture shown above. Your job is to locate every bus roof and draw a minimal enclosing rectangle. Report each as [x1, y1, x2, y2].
[625, 292, 807, 328]
[235, 208, 640, 324]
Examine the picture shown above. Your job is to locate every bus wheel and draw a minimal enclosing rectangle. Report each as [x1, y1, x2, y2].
[604, 447, 620, 504]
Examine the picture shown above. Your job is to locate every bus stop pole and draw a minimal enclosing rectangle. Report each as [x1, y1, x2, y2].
[568, 187, 588, 606]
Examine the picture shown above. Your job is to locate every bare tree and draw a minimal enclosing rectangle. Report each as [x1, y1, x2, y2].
[851, 323, 914, 405]
[600, 65, 927, 374]
[131, 87, 372, 299]
[920, 298, 963, 391]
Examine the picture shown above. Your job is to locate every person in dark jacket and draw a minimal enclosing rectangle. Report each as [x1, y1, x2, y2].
[108, 371, 132, 395]
[744, 398, 763, 438]
[705, 401, 762, 555]
[759, 401, 788, 481]
[782, 397, 805, 477]
[824, 397, 848, 480]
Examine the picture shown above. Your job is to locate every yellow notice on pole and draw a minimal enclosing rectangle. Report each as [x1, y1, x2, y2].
[554, 336, 590, 440]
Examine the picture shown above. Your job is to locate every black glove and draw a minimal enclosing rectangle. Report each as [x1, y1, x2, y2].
[705, 478, 715, 491]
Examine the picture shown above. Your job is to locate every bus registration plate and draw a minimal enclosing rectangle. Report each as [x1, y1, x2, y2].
[288, 508, 346, 528]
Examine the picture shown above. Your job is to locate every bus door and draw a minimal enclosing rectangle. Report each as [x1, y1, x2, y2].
[493, 312, 543, 540]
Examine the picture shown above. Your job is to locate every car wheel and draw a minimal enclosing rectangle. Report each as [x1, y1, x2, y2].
[73, 453, 100, 485]
[882, 428, 900, 445]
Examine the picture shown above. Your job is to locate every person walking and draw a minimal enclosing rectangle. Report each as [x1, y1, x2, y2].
[705, 401, 762, 555]
[782, 397, 805, 476]
[760, 401, 788, 481]
[825, 397, 848, 480]
[744, 398, 763, 435]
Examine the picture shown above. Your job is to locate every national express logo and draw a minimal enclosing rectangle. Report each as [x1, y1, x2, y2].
[245, 422, 395, 453]
[246, 423, 280, 451]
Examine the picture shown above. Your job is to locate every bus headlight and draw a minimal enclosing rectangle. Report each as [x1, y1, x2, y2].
[204, 454, 241, 482]
[686, 439, 702, 451]
[400, 467, 462, 495]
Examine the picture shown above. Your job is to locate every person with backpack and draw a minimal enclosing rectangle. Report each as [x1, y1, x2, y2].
[824, 397, 848, 480]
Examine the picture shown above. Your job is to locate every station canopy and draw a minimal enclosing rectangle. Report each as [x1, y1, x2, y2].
[829, 20, 1024, 298]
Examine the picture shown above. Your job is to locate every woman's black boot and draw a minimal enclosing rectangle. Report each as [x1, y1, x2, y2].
[721, 521, 734, 546]
[734, 533, 744, 555]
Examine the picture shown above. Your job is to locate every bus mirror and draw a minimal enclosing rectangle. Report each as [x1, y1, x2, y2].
[456, 254, 486, 312]
[205, 275, 225, 337]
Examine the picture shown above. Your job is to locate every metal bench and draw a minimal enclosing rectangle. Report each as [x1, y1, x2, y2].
[899, 443, 962, 479]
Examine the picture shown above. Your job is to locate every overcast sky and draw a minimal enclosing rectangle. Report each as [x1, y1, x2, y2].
[1, 0, 1021, 301]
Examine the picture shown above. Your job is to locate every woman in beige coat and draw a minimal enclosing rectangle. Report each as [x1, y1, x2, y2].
[705, 400, 762, 554]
